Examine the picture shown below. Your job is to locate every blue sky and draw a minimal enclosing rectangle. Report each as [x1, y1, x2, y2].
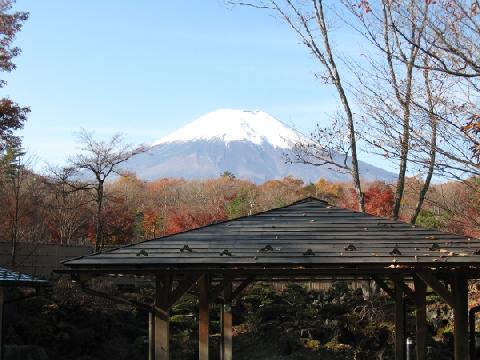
[7, 0, 385, 171]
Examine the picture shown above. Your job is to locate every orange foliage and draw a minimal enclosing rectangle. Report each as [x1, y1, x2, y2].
[165, 205, 227, 235]
[339, 181, 394, 217]
[340, 188, 360, 211]
[87, 199, 134, 245]
[363, 182, 394, 217]
[143, 208, 161, 239]
[10, 171, 478, 247]
[315, 178, 345, 203]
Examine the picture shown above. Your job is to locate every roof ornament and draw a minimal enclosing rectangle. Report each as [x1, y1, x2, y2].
[344, 244, 357, 251]
[389, 245, 402, 256]
[378, 222, 393, 228]
[259, 244, 274, 252]
[136, 249, 149, 256]
[220, 249, 233, 256]
[180, 245, 193, 253]
[303, 248, 315, 256]
[429, 243, 441, 251]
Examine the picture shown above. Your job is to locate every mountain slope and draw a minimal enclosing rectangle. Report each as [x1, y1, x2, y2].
[153, 109, 302, 148]
[125, 109, 394, 183]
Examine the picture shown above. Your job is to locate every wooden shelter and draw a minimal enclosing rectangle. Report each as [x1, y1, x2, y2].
[62, 197, 480, 359]
[0, 267, 47, 359]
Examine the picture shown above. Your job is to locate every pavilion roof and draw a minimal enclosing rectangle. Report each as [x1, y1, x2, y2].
[0, 267, 47, 286]
[62, 197, 480, 275]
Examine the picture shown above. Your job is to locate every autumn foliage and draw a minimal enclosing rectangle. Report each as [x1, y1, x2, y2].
[363, 182, 394, 217]
[0, 171, 479, 246]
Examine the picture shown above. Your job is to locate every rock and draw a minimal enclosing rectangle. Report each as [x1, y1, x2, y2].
[278, 334, 300, 355]
[4, 345, 48, 360]
[300, 328, 314, 338]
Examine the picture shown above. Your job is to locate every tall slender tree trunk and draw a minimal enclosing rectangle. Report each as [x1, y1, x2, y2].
[10, 159, 21, 269]
[314, 0, 364, 211]
[411, 67, 437, 224]
[382, 0, 422, 220]
[95, 180, 104, 252]
[11, 188, 19, 269]
[392, 109, 411, 220]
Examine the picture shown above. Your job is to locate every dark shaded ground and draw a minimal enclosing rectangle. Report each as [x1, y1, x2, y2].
[3, 279, 455, 360]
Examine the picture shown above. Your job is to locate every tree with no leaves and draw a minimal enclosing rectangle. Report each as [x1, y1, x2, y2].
[232, 0, 365, 212]
[360, 0, 480, 218]
[2, 146, 26, 268]
[69, 130, 146, 251]
[234, 0, 477, 221]
[413, 0, 480, 176]
[343, 0, 431, 220]
[45, 165, 90, 245]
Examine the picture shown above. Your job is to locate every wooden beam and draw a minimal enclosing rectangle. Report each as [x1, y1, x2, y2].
[155, 274, 172, 360]
[80, 282, 156, 315]
[231, 275, 255, 301]
[394, 279, 417, 305]
[394, 281, 406, 360]
[198, 274, 210, 360]
[373, 277, 395, 299]
[453, 272, 469, 360]
[414, 275, 427, 360]
[220, 281, 233, 360]
[168, 275, 200, 307]
[416, 270, 455, 307]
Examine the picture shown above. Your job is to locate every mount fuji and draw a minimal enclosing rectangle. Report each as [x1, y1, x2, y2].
[124, 109, 394, 183]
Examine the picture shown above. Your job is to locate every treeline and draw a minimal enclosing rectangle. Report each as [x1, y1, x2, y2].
[0, 0, 479, 254]
[0, 169, 478, 248]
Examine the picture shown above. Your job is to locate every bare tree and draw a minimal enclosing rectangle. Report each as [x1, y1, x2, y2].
[410, 65, 439, 223]
[235, 0, 479, 220]
[380, 0, 480, 181]
[1, 146, 28, 268]
[45, 166, 90, 245]
[422, 1, 480, 177]
[232, 0, 365, 211]
[343, 0, 430, 219]
[70, 130, 145, 251]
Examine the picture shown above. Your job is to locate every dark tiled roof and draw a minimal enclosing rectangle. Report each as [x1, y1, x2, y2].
[0, 267, 47, 286]
[62, 197, 480, 272]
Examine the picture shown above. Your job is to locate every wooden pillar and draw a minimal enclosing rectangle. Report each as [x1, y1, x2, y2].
[148, 312, 155, 360]
[198, 274, 210, 360]
[469, 306, 480, 360]
[453, 272, 469, 360]
[0, 287, 4, 360]
[220, 281, 233, 360]
[155, 274, 172, 360]
[414, 276, 427, 360]
[394, 281, 406, 360]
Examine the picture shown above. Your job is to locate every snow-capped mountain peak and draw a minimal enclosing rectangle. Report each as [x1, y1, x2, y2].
[153, 109, 304, 149]
[125, 108, 394, 183]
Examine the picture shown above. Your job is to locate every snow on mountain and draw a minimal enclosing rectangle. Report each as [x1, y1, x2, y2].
[153, 109, 305, 149]
[125, 109, 395, 183]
